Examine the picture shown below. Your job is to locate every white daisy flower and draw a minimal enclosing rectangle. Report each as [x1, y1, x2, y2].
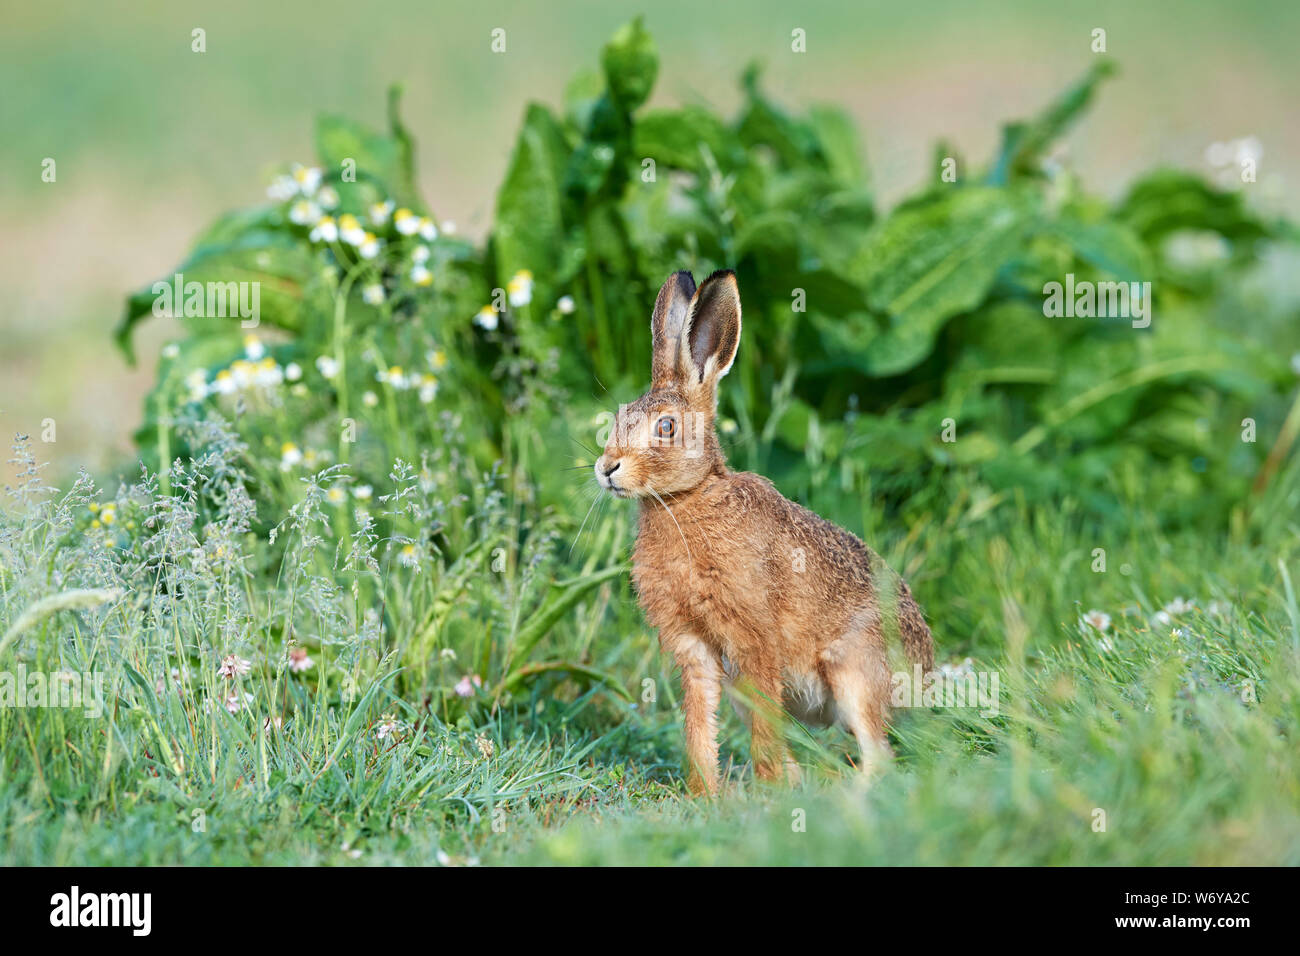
[359, 232, 381, 259]
[410, 264, 433, 287]
[376, 365, 403, 386]
[310, 216, 338, 243]
[362, 390, 379, 407]
[267, 175, 297, 202]
[475, 306, 499, 330]
[362, 283, 385, 305]
[507, 269, 533, 307]
[427, 348, 447, 371]
[418, 374, 438, 404]
[557, 294, 576, 314]
[418, 217, 438, 241]
[338, 214, 366, 247]
[411, 244, 430, 263]
[397, 543, 420, 569]
[353, 484, 373, 501]
[315, 355, 340, 379]
[326, 486, 347, 507]
[211, 369, 236, 395]
[162, 342, 181, 359]
[291, 164, 322, 196]
[280, 442, 304, 471]
[252, 357, 283, 388]
[289, 199, 321, 226]
[393, 208, 420, 236]
[243, 335, 265, 360]
[284, 362, 302, 383]
[316, 185, 339, 210]
[440, 220, 457, 235]
[1163, 597, 1196, 616]
[369, 200, 394, 226]
[185, 369, 208, 402]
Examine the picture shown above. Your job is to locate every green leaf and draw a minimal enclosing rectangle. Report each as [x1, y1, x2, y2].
[1115, 169, 1273, 247]
[851, 186, 1031, 376]
[987, 61, 1116, 184]
[492, 103, 571, 297]
[634, 106, 733, 171]
[808, 105, 868, 189]
[116, 231, 317, 363]
[1045, 216, 1151, 282]
[601, 17, 658, 112]
[315, 88, 423, 211]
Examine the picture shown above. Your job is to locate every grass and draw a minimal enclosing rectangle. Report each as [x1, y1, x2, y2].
[2, 416, 1298, 867]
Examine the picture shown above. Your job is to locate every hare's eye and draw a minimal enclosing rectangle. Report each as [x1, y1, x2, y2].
[655, 416, 676, 439]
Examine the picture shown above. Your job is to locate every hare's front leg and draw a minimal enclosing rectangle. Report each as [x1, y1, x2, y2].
[666, 633, 723, 796]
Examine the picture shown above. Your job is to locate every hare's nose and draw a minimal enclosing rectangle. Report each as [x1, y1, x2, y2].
[602, 460, 621, 478]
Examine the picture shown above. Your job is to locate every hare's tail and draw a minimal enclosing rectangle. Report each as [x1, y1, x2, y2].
[898, 585, 935, 675]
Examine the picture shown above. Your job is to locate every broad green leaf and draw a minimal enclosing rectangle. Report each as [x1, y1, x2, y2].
[808, 105, 868, 189]
[851, 186, 1031, 376]
[634, 106, 733, 171]
[601, 17, 658, 112]
[117, 231, 317, 362]
[491, 103, 571, 298]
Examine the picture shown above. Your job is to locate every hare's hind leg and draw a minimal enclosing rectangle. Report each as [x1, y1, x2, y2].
[818, 629, 893, 776]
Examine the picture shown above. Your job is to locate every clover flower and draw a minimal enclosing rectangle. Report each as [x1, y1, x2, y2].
[455, 674, 483, 698]
[218, 654, 252, 679]
[1081, 609, 1111, 633]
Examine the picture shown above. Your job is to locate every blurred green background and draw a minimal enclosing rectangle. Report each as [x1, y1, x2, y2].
[2, 0, 1297, 485]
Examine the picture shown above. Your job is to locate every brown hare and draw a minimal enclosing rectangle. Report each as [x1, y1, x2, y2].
[594, 269, 935, 795]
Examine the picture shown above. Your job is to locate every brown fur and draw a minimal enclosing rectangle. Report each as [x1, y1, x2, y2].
[595, 270, 935, 795]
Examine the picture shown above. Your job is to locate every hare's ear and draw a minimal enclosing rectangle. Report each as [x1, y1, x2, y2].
[650, 271, 696, 387]
[680, 269, 742, 394]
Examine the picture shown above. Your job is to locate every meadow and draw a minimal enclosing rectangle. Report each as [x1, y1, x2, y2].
[2, 18, 1298, 866]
